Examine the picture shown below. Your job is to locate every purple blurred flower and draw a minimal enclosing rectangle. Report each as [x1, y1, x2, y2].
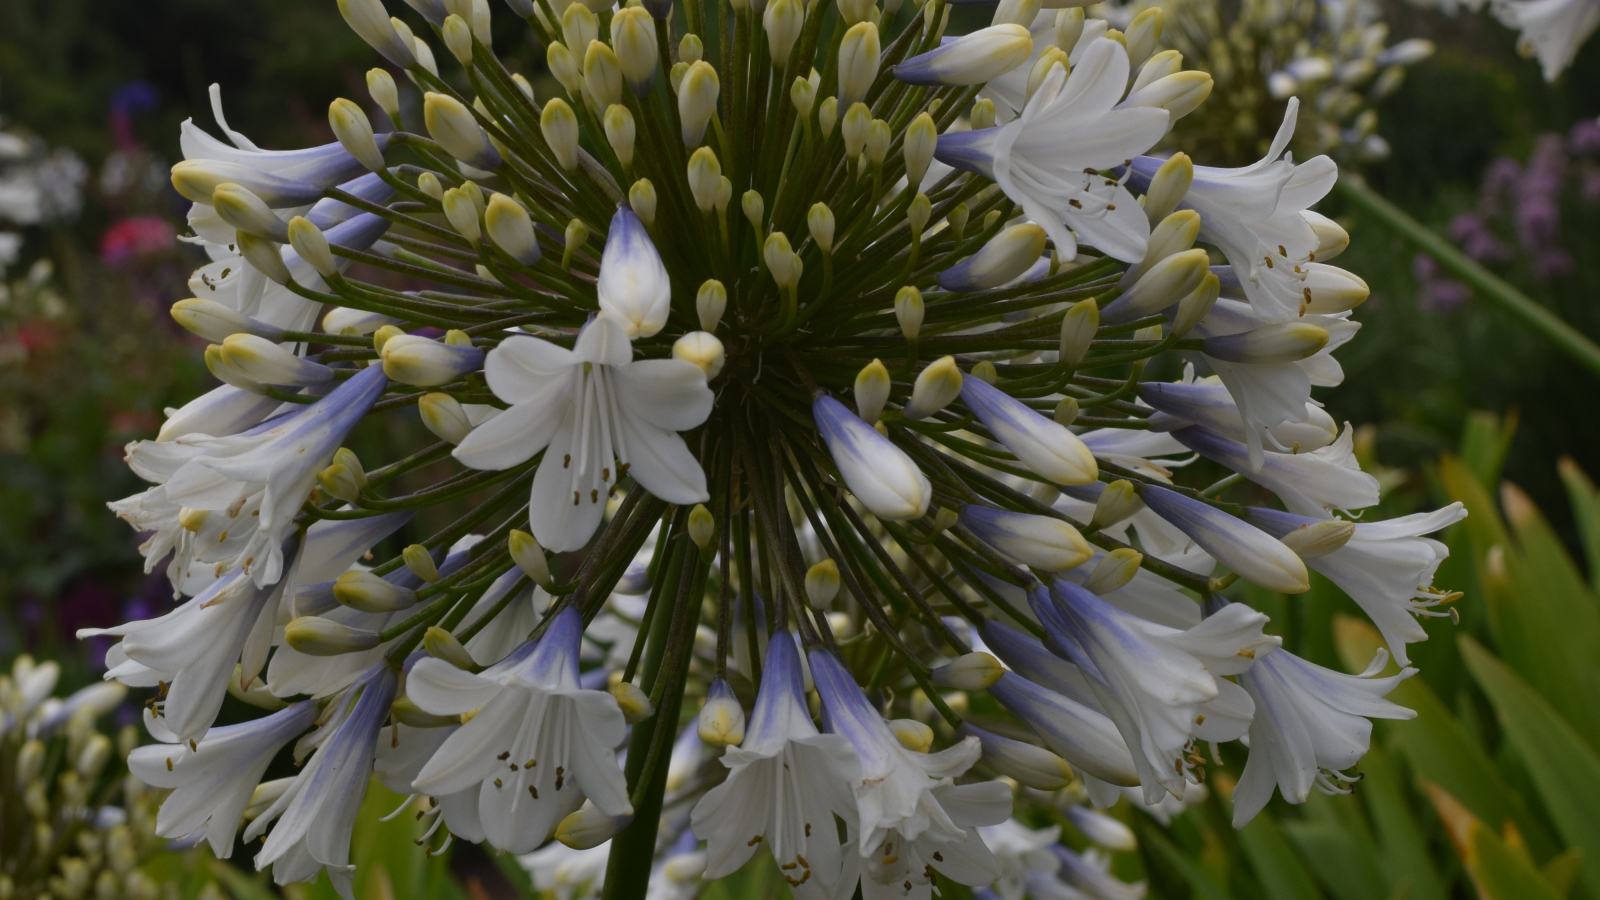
[1412, 254, 1470, 313]
[1569, 119, 1600, 157]
[110, 82, 160, 153]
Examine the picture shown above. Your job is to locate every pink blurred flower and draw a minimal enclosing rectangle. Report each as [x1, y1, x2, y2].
[100, 215, 175, 265]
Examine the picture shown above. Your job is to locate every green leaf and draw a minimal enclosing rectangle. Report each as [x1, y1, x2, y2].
[1558, 457, 1600, 596]
[1357, 745, 1448, 900]
[1138, 821, 1236, 900]
[1461, 635, 1600, 898]
[1458, 409, 1518, 491]
[1541, 848, 1584, 898]
[1425, 781, 1564, 900]
[1281, 796, 1386, 900]
[207, 857, 281, 900]
[1236, 810, 1324, 900]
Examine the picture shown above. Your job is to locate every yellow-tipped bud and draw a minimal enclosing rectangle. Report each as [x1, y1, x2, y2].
[366, 69, 401, 123]
[1143, 152, 1193, 225]
[1059, 298, 1098, 368]
[969, 97, 996, 130]
[1055, 7, 1084, 53]
[1304, 210, 1350, 261]
[541, 98, 580, 172]
[1085, 548, 1142, 594]
[818, 96, 839, 140]
[317, 458, 364, 504]
[556, 804, 632, 850]
[441, 187, 482, 244]
[1124, 7, 1164, 68]
[334, 570, 417, 612]
[603, 104, 637, 169]
[583, 40, 624, 109]
[1171, 272, 1220, 338]
[547, 42, 582, 96]
[841, 101, 872, 160]
[285, 617, 380, 656]
[679, 33, 704, 64]
[562, 3, 599, 55]
[442, 14, 475, 66]
[328, 98, 385, 172]
[807, 203, 836, 254]
[687, 147, 721, 212]
[686, 503, 716, 550]
[1025, 46, 1071, 105]
[889, 718, 934, 753]
[904, 113, 937, 191]
[629, 178, 658, 228]
[403, 544, 440, 582]
[392, 695, 458, 728]
[1277, 518, 1356, 559]
[484, 194, 541, 265]
[423, 626, 478, 670]
[806, 559, 842, 607]
[741, 190, 765, 233]
[612, 682, 656, 723]
[678, 61, 721, 148]
[905, 355, 963, 420]
[422, 92, 500, 170]
[932, 652, 1004, 691]
[673, 331, 726, 379]
[610, 7, 658, 96]
[508, 529, 554, 588]
[764, 0, 805, 68]
[1131, 49, 1183, 95]
[697, 679, 745, 746]
[419, 392, 472, 444]
[865, 118, 891, 165]
[1092, 480, 1140, 529]
[837, 22, 881, 108]
[895, 286, 924, 340]
[855, 358, 891, 423]
[791, 75, 817, 119]
[213, 183, 289, 242]
[696, 279, 727, 331]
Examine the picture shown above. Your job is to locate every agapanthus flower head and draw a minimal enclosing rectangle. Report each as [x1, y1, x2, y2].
[89, 0, 1454, 893]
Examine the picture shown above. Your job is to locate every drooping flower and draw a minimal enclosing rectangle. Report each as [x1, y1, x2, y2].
[811, 649, 1012, 900]
[1247, 504, 1467, 665]
[1492, 0, 1600, 81]
[129, 700, 319, 856]
[109, 364, 391, 593]
[247, 665, 398, 898]
[453, 313, 713, 552]
[1169, 424, 1379, 517]
[407, 607, 633, 854]
[1232, 644, 1416, 827]
[935, 38, 1170, 262]
[691, 635, 861, 893]
[1031, 580, 1278, 803]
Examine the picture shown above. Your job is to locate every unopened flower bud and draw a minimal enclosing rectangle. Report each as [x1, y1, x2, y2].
[610, 8, 658, 95]
[791, 76, 816, 119]
[1092, 480, 1140, 528]
[556, 803, 633, 849]
[680, 33, 704, 63]
[533, 99, 578, 172]
[1132, 49, 1183, 94]
[1105, 247, 1209, 323]
[442, 14, 475, 65]
[404, 543, 441, 582]
[931, 652, 1003, 691]
[865, 118, 891, 165]
[502, 529, 552, 589]
[1058, 298, 1099, 368]
[889, 718, 934, 752]
[670, 61, 690, 93]
[818, 96, 839, 139]
[1277, 517, 1355, 559]
[1122, 71, 1213, 122]
[961, 505, 1092, 571]
[1066, 805, 1137, 850]
[969, 98, 996, 131]
[966, 724, 1074, 790]
[990, 0, 1038, 25]
[1171, 272, 1220, 337]
[611, 681, 656, 723]
[334, 570, 417, 612]
[907, 193, 931, 239]
[895, 286, 924, 339]
[1301, 264, 1369, 314]
[327, 99, 385, 176]
[382, 333, 484, 386]
[855, 358, 891, 423]
[440, 187, 481, 244]
[765, 0, 805, 68]
[1053, 396, 1079, 426]
[838, 0, 875, 25]
[423, 92, 502, 169]
[547, 42, 582, 95]
[1303, 210, 1350, 261]
[940, 223, 1046, 292]
[363, 71, 401, 128]
[683, 504, 716, 550]
[805, 559, 841, 607]
[169, 298, 281, 343]
[901, 113, 938, 191]
[971, 360, 997, 384]
[602, 104, 637, 169]
[1128, 210, 1200, 282]
[1085, 548, 1142, 594]
[715, 176, 734, 215]
[562, 3, 598, 54]
[285, 617, 381, 655]
[1025, 47, 1071, 105]
[76, 735, 111, 780]
[1054, 7, 1084, 53]
[484, 194, 541, 265]
[1202, 323, 1329, 363]
[391, 695, 457, 728]
[696, 279, 727, 332]
[563, 218, 590, 270]
[221, 334, 332, 386]
[338, 0, 417, 68]
[1123, 7, 1163, 68]
[673, 331, 726, 379]
[905, 355, 963, 420]
[17, 740, 45, 785]
[687, 147, 722, 212]
[416, 394, 474, 446]
[629, 178, 658, 228]
[807, 203, 836, 254]
[841, 101, 872, 159]
[837, 23, 880, 108]
[317, 460, 363, 505]
[698, 679, 746, 746]
[424, 626, 478, 670]
[679, 61, 721, 147]
[213, 183, 289, 243]
[741, 191, 765, 233]
[1142, 151, 1192, 224]
[895, 24, 1033, 86]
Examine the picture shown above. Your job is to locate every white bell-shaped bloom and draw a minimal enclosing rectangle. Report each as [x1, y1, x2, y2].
[1139, 375, 1338, 456]
[247, 665, 398, 899]
[1232, 644, 1416, 827]
[1492, 0, 1600, 80]
[1031, 579, 1279, 803]
[157, 385, 283, 442]
[1170, 424, 1379, 517]
[597, 205, 672, 338]
[976, 819, 1060, 900]
[109, 364, 390, 593]
[373, 720, 485, 843]
[129, 700, 318, 857]
[84, 511, 410, 742]
[407, 607, 633, 854]
[811, 649, 1012, 900]
[935, 38, 1169, 263]
[454, 313, 713, 552]
[813, 395, 932, 521]
[1128, 98, 1336, 323]
[1248, 504, 1466, 665]
[691, 636, 861, 895]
